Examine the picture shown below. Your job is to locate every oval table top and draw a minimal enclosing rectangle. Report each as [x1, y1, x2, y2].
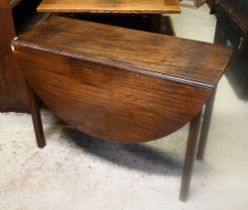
[12, 16, 232, 143]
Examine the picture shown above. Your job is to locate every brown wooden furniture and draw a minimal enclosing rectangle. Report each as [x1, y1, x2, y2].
[0, 0, 29, 112]
[37, 0, 180, 14]
[214, 0, 248, 99]
[0, 0, 50, 112]
[12, 16, 232, 201]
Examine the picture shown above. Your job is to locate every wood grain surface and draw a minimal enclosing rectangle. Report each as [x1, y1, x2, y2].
[12, 16, 232, 143]
[37, 0, 181, 14]
[12, 16, 232, 88]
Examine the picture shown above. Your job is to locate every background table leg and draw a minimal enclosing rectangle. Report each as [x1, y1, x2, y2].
[197, 86, 217, 160]
[26, 82, 46, 148]
[150, 14, 161, 33]
[179, 110, 202, 202]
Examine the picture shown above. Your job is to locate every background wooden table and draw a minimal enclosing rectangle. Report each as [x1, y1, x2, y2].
[37, 0, 180, 14]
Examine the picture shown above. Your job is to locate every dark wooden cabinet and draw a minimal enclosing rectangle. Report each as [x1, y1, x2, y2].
[0, 0, 49, 112]
[214, 0, 248, 99]
[0, 0, 29, 112]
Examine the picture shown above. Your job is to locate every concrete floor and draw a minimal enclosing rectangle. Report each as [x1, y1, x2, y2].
[1, 4, 248, 210]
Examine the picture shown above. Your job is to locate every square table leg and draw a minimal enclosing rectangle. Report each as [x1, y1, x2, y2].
[150, 14, 162, 33]
[179, 110, 202, 202]
[197, 86, 217, 160]
[26, 82, 46, 148]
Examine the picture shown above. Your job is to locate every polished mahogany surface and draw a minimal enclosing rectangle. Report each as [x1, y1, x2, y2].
[12, 16, 232, 143]
[37, 0, 180, 14]
[13, 16, 231, 88]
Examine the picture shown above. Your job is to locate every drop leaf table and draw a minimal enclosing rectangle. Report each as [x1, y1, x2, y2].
[11, 16, 232, 201]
